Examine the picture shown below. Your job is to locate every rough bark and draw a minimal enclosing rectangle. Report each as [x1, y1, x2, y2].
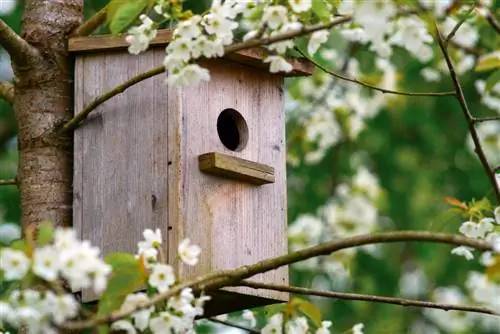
[13, 0, 83, 230]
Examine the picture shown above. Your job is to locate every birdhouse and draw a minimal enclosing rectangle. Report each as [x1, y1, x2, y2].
[69, 30, 312, 315]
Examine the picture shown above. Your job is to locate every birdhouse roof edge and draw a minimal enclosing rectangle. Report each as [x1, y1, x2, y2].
[68, 29, 314, 77]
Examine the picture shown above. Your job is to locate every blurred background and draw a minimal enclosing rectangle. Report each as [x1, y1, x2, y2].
[1, 1, 499, 333]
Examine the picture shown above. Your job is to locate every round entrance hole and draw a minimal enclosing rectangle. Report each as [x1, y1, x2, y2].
[217, 108, 248, 151]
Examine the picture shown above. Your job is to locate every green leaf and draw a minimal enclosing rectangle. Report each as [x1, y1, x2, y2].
[98, 324, 109, 334]
[97, 255, 148, 316]
[311, 0, 330, 21]
[484, 69, 500, 92]
[7, 240, 28, 253]
[109, 0, 148, 35]
[475, 52, 500, 72]
[246, 4, 265, 21]
[295, 299, 322, 328]
[105, 0, 129, 24]
[36, 221, 54, 246]
[105, 252, 141, 268]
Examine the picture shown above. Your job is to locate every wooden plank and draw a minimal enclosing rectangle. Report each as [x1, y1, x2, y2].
[175, 59, 289, 302]
[199, 152, 275, 185]
[74, 49, 169, 302]
[68, 29, 313, 76]
[69, 30, 173, 53]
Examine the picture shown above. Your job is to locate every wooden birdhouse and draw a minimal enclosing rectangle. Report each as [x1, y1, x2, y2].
[69, 30, 312, 315]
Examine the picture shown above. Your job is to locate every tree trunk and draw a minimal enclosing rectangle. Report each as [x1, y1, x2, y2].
[13, 0, 83, 231]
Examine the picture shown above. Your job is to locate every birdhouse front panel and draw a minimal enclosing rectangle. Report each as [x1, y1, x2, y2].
[71, 30, 312, 311]
[170, 59, 288, 301]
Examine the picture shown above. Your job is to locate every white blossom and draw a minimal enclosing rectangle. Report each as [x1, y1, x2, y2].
[111, 320, 137, 334]
[118, 293, 153, 331]
[421, 68, 441, 82]
[316, 320, 332, 334]
[166, 64, 211, 87]
[149, 264, 175, 292]
[262, 313, 283, 334]
[262, 6, 288, 29]
[352, 323, 364, 334]
[32, 246, 60, 282]
[0, 248, 30, 280]
[264, 55, 293, 73]
[126, 15, 157, 55]
[451, 246, 474, 260]
[288, 0, 312, 13]
[307, 30, 329, 55]
[178, 238, 201, 266]
[242, 309, 257, 327]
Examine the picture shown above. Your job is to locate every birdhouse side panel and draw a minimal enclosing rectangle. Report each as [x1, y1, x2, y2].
[170, 59, 288, 301]
[73, 50, 170, 301]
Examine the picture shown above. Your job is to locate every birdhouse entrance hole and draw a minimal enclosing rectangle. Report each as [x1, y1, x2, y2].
[217, 108, 248, 151]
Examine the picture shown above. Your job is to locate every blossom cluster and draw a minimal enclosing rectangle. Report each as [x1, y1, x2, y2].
[211, 309, 365, 334]
[124, 0, 336, 86]
[0, 226, 206, 334]
[111, 228, 208, 334]
[0, 227, 111, 333]
[286, 56, 397, 165]
[451, 206, 500, 260]
[288, 166, 381, 285]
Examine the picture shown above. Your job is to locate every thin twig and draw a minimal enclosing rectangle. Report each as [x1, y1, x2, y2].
[0, 178, 17, 186]
[239, 281, 499, 317]
[485, 11, 500, 34]
[60, 66, 165, 133]
[296, 47, 456, 97]
[224, 16, 351, 54]
[60, 231, 493, 330]
[208, 318, 260, 334]
[436, 27, 500, 203]
[61, 17, 352, 132]
[473, 115, 500, 123]
[0, 19, 38, 65]
[71, 7, 107, 37]
[0, 81, 14, 104]
[444, 5, 476, 45]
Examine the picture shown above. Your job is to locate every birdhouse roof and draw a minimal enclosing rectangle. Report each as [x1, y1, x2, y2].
[68, 29, 314, 77]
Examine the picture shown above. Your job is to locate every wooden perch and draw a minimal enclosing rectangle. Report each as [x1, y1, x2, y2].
[199, 152, 275, 185]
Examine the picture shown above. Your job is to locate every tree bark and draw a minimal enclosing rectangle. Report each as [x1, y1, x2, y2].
[13, 0, 83, 231]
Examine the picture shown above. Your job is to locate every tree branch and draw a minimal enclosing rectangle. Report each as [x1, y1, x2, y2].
[296, 47, 456, 97]
[59, 66, 164, 133]
[444, 5, 476, 45]
[238, 281, 499, 317]
[60, 16, 352, 132]
[0, 81, 14, 104]
[473, 115, 500, 123]
[208, 317, 260, 334]
[485, 11, 500, 34]
[436, 27, 500, 203]
[60, 231, 493, 330]
[71, 7, 107, 37]
[0, 19, 38, 65]
[0, 178, 17, 186]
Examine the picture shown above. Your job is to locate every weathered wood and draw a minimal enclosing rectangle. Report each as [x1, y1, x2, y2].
[73, 49, 169, 301]
[74, 52, 289, 310]
[69, 29, 173, 52]
[173, 58, 288, 302]
[68, 29, 314, 76]
[199, 152, 275, 185]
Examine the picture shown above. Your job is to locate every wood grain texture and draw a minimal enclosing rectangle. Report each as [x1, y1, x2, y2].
[73, 51, 289, 308]
[199, 152, 275, 185]
[173, 59, 289, 302]
[68, 29, 313, 76]
[73, 49, 170, 302]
